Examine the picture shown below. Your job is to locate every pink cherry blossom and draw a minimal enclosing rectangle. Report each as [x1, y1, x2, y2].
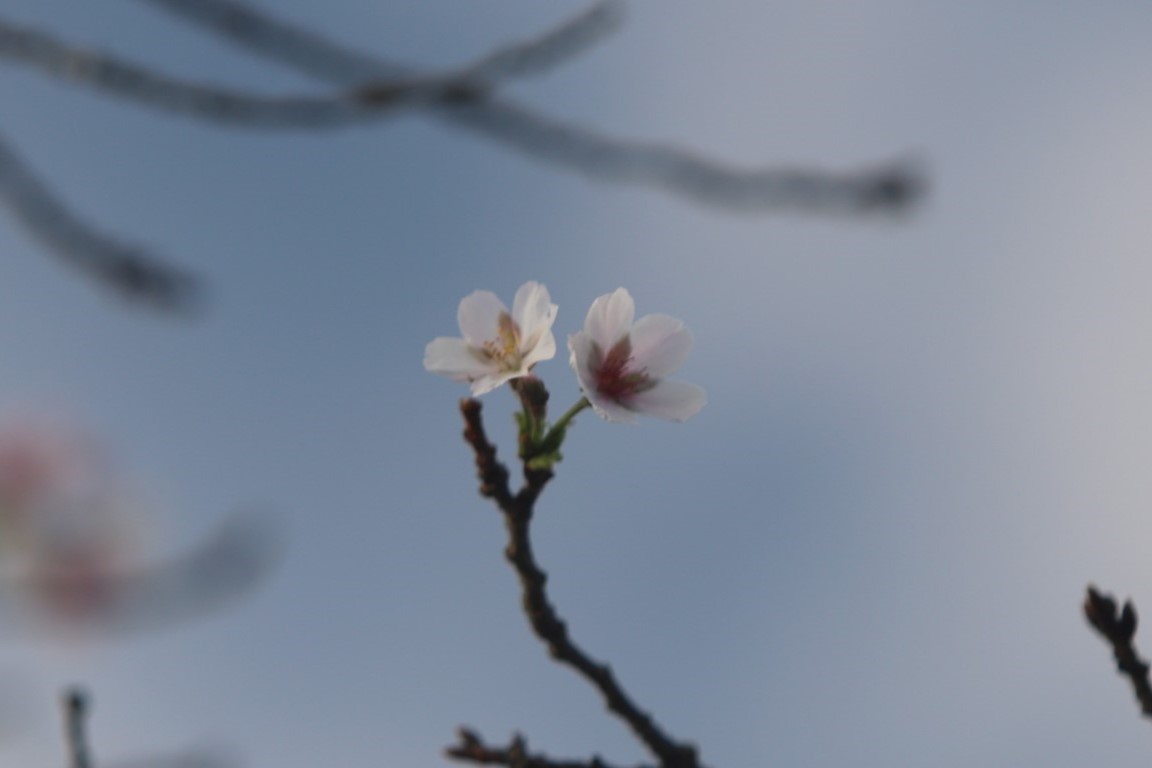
[424, 281, 558, 396]
[568, 288, 705, 424]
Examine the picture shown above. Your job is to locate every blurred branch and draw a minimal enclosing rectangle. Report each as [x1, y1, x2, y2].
[454, 394, 701, 768]
[60, 686, 236, 768]
[62, 687, 94, 768]
[447, 728, 646, 768]
[1084, 585, 1152, 720]
[0, 129, 200, 312]
[138, 0, 923, 214]
[0, 4, 622, 128]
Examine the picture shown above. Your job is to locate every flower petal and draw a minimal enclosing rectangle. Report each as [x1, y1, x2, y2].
[587, 396, 639, 424]
[469, 371, 519, 397]
[424, 337, 494, 380]
[569, 331, 638, 423]
[584, 288, 634, 348]
[513, 282, 558, 366]
[628, 380, 706, 422]
[457, 290, 507, 346]
[629, 314, 693, 378]
[512, 282, 557, 342]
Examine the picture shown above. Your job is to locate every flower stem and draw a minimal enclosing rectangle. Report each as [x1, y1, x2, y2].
[542, 397, 590, 445]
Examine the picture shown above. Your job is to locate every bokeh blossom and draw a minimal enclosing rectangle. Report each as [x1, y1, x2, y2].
[569, 288, 706, 423]
[424, 281, 558, 395]
[0, 420, 143, 630]
[0, 418, 273, 637]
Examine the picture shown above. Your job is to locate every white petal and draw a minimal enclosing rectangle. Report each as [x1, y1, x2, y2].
[469, 371, 519, 396]
[567, 332, 596, 390]
[512, 282, 557, 345]
[628, 380, 706, 422]
[522, 330, 556, 368]
[457, 290, 507, 346]
[629, 314, 693, 378]
[584, 288, 634, 348]
[424, 337, 493, 380]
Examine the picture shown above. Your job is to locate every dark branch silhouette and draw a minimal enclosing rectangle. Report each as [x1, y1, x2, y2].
[452, 386, 702, 768]
[447, 727, 647, 768]
[137, 0, 922, 215]
[0, 130, 200, 312]
[1084, 585, 1152, 720]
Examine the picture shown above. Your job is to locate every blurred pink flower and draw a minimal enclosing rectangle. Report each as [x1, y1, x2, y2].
[568, 288, 706, 424]
[0, 418, 273, 637]
[424, 281, 558, 395]
[0, 420, 139, 630]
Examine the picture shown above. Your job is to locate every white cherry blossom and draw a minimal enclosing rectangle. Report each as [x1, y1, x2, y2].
[568, 288, 705, 424]
[424, 281, 558, 395]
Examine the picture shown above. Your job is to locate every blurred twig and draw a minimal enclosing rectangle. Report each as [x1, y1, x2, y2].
[0, 129, 200, 312]
[0, 4, 620, 127]
[138, 0, 922, 214]
[453, 391, 701, 768]
[62, 687, 93, 768]
[60, 686, 236, 768]
[1084, 585, 1152, 720]
[2, 0, 923, 311]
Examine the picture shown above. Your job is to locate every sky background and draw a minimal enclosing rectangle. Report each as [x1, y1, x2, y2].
[1, 1, 1152, 766]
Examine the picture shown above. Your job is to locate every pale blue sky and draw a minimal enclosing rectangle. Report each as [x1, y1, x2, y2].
[2, 2, 1152, 766]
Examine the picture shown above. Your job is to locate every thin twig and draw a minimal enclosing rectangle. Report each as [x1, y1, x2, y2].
[62, 687, 93, 768]
[447, 727, 647, 768]
[1084, 585, 1152, 720]
[138, 0, 922, 214]
[0, 129, 200, 312]
[458, 397, 701, 768]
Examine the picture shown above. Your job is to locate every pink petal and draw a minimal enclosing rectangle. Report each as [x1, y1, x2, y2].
[628, 380, 706, 422]
[584, 288, 634, 348]
[457, 291, 507, 347]
[629, 314, 693, 378]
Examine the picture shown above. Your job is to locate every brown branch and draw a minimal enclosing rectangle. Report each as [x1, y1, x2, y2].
[1084, 585, 1152, 720]
[457, 396, 701, 768]
[447, 727, 647, 768]
[0, 128, 200, 313]
[138, 0, 923, 214]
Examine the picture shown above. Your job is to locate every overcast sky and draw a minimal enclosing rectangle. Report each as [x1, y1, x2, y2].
[2, 2, 1152, 766]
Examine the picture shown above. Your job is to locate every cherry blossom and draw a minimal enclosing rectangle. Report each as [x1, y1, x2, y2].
[568, 288, 705, 423]
[424, 281, 558, 395]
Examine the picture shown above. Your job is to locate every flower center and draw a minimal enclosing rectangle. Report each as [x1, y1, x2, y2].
[481, 312, 523, 370]
[591, 337, 651, 402]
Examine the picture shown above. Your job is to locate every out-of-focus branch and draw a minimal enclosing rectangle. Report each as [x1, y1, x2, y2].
[0, 4, 621, 128]
[447, 727, 647, 768]
[1084, 585, 1152, 720]
[456, 396, 701, 768]
[0, 130, 200, 312]
[62, 687, 94, 768]
[59, 687, 236, 768]
[139, 0, 923, 214]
